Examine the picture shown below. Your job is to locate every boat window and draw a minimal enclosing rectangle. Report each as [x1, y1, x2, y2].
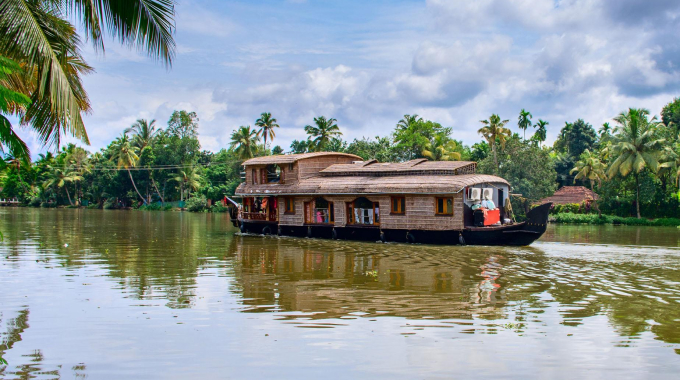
[435, 197, 453, 215]
[251, 169, 257, 185]
[308, 197, 334, 224]
[265, 164, 283, 183]
[284, 197, 295, 214]
[347, 197, 379, 225]
[391, 197, 405, 214]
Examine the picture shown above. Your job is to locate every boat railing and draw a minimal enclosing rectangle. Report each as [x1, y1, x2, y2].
[242, 212, 277, 222]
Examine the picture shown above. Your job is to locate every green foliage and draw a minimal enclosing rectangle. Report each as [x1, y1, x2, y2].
[393, 116, 449, 161]
[186, 195, 208, 212]
[168, 111, 199, 139]
[103, 198, 119, 210]
[550, 203, 592, 214]
[661, 97, 680, 134]
[552, 213, 680, 226]
[210, 203, 229, 213]
[304, 116, 342, 151]
[478, 138, 557, 201]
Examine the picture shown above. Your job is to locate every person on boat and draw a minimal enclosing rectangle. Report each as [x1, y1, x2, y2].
[481, 195, 496, 210]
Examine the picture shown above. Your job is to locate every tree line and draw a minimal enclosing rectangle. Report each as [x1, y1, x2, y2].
[3, 97, 680, 219]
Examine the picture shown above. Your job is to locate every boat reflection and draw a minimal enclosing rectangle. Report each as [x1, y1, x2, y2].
[229, 236, 535, 321]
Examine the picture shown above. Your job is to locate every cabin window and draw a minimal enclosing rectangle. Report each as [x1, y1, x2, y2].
[251, 169, 257, 185]
[284, 197, 295, 214]
[265, 164, 283, 183]
[289, 163, 294, 171]
[435, 197, 453, 215]
[347, 197, 379, 225]
[391, 196, 405, 214]
[305, 198, 334, 224]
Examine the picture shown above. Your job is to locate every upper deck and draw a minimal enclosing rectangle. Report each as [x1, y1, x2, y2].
[236, 152, 507, 196]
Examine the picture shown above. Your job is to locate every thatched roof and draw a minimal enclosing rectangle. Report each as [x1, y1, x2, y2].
[538, 186, 599, 205]
[243, 152, 362, 166]
[320, 159, 476, 176]
[235, 174, 508, 196]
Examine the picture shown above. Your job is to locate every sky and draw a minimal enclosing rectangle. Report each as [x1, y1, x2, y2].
[15, 0, 680, 157]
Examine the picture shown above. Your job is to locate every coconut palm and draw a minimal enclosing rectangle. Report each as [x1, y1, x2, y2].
[229, 126, 260, 160]
[571, 150, 607, 189]
[422, 135, 462, 161]
[0, 56, 30, 159]
[305, 116, 342, 151]
[607, 108, 665, 218]
[599, 122, 611, 138]
[172, 165, 202, 201]
[255, 112, 279, 153]
[109, 134, 146, 204]
[0, 0, 175, 149]
[125, 119, 160, 151]
[478, 114, 511, 171]
[43, 164, 82, 206]
[533, 119, 549, 147]
[396, 114, 423, 131]
[518, 109, 533, 140]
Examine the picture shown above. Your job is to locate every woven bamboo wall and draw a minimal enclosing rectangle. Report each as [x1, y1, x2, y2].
[276, 194, 464, 230]
[298, 156, 358, 180]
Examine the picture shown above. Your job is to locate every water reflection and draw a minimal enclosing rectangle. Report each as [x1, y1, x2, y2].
[229, 235, 680, 346]
[1, 208, 680, 373]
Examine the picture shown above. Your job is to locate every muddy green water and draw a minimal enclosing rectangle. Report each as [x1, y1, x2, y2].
[1, 208, 679, 379]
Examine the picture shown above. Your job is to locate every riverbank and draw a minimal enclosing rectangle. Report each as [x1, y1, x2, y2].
[550, 212, 680, 226]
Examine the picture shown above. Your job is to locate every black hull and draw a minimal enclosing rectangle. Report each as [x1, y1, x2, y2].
[239, 202, 552, 246]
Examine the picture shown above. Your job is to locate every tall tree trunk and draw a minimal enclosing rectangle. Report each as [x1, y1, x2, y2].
[264, 133, 268, 155]
[635, 173, 641, 219]
[64, 186, 73, 206]
[492, 143, 498, 173]
[128, 169, 146, 204]
[151, 177, 164, 203]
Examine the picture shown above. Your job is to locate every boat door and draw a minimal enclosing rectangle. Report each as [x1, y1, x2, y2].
[498, 188, 505, 221]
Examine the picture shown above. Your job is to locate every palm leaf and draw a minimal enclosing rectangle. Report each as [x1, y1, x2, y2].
[67, 0, 176, 66]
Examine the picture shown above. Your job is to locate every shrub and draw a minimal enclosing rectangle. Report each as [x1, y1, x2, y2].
[87, 203, 100, 209]
[139, 203, 163, 211]
[103, 198, 118, 210]
[211, 203, 229, 213]
[29, 197, 42, 207]
[551, 212, 680, 226]
[40, 201, 57, 208]
[186, 196, 208, 212]
[163, 204, 174, 211]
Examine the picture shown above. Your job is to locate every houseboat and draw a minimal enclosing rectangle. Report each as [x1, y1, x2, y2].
[232, 152, 551, 246]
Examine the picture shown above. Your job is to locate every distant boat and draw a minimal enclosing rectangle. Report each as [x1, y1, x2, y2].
[231, 152, 550, 246]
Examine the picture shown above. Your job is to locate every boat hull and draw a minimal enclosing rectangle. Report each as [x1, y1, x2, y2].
[238, 202, 552, 247]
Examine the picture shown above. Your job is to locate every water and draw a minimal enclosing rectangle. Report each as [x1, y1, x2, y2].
[1, 208, 679, 379]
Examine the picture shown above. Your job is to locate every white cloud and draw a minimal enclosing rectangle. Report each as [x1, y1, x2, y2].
[33, 0, 680, 159]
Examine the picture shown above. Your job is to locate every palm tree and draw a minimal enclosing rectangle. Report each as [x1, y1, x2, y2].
[304, 116, 342, 151]
[599, 122, 611, 137]
[255, 112, 279, 153]
[422, 135, 462, 161]
[109, 134, 146, 204]
[172, 166, 202, 201]
[396, 114, 422, 131]
[608, 108, 665, 218]
[570, 149, 606, 216]
[478, 114, 511, 171]
[571, 150, 606, 189]
[229, 126, 260, 160]
[0, 0, 175, 149]
[0, 56, 30, 160]
[518, 109, 533, 140]
[533, 119, 549, 147]
[125, 119, 160, 151]
[43, 164, 82, 206]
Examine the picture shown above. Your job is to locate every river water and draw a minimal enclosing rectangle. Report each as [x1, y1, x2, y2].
[1, 208, 679, 379]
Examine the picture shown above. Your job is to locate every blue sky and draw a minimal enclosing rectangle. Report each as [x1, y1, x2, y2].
[16, 0, 680, 156]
